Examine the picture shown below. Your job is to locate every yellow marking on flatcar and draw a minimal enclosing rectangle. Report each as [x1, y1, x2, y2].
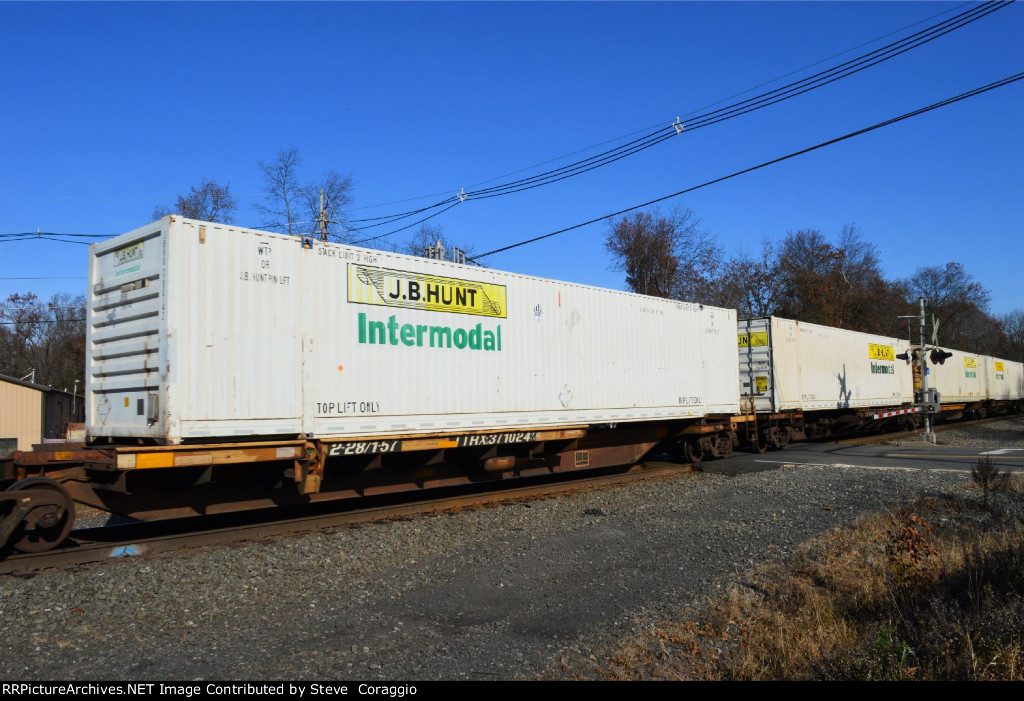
[135, 453, 174, 469]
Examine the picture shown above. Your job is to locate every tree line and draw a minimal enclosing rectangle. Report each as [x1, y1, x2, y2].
[0, 292, 86, 391]
[606, 206, 1024, 360]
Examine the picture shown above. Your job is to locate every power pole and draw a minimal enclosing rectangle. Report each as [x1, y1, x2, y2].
[918, 297, 935, 443]
[898, 298, 937, 443]
[318, 189, 328, 242]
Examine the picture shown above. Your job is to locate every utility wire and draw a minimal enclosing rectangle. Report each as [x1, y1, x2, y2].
[0, 318, 86, 325]
[342, 0, 977, 214]
[340, 1, 1009, 240]
[3, 4, 1012, 249]
[468, 71, 1024, 262]
[0, 232, 108, 238]
[465, 1, 1007, 200]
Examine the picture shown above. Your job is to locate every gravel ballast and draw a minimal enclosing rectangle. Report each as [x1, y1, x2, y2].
[1, 419, 1021, 681]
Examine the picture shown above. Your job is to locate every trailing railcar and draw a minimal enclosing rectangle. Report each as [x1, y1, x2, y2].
[928, 350, 1024, 418]
[738, 316, 917, 446]
[737, 316, 1024, 448]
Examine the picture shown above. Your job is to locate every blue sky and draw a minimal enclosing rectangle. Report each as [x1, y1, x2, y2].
[1, 1, 1021, 314]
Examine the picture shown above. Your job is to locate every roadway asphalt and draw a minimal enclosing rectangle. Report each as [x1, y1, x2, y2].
[707, 438, 1024, 476]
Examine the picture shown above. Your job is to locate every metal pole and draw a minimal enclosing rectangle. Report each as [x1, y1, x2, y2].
[919, 297, 935, 443]
[319, 190, 328, 242]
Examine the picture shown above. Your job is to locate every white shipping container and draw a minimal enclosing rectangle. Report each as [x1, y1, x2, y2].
[985, 356, 1024, 401]
[738, 317, 914, 412]
[928, 349, 990, 404]
[87, 218, 740, 444]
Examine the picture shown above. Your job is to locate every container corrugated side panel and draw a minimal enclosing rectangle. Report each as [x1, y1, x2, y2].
[983, 354, 1022, 402]
[701, 306, 740, 415]
[929, 349, 986, 404]
[791, 321, 912, 410]
[301, 243, 739, 438]
[169, 220, 304, 440]
[86, 221, 168, 441]
[988, 357, 1024, 401]
[762, 318, 911, 412]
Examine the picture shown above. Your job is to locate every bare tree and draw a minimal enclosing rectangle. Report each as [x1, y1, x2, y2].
[256, 149, 356, 240]
[399, 224, 475, 262]
[905, 262, 992, 350]
[1001, 309, 1024, 362]
[708, 239, 784, 318]
[255, 148, 304, 235]
[152, 179, 237, 223]
[300, 170, 355, 242]
[605, 207, 719, 300]
[775, 225, 900, 332]
[0, 291, 86, 390]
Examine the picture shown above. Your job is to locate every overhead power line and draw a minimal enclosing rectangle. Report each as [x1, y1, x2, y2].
[342, 0, 980, 214]
[0, 3, 976, 213]
[467, 70, 1024, 262]
[0, 318, 86, 325]
[337, 1, 1009, 242]
[3, 4, 1012, 251]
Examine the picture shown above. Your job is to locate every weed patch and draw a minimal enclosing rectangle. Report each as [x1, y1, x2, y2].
[552, 482, 1024, 680]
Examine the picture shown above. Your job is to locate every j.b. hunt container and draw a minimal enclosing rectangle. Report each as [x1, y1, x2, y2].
[87, 217, 740, 445]
[927, 350, 1024, 404]
[738, 316, 914, 413]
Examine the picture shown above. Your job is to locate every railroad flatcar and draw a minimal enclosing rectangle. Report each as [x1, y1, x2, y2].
[2, 217, 742, 552]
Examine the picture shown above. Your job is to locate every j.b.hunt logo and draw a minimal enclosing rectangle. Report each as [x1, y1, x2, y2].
[348, 264, 507, 318]
[358, 312, 503, 351]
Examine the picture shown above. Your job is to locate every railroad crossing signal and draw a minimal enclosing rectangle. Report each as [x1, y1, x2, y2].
[930, 348, 953, 365]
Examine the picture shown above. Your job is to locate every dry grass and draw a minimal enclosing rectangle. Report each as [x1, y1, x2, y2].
[553, 474, 1024, 681]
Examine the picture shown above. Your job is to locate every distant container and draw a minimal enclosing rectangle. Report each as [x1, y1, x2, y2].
[929, 347, 1007, 401]
[985, 356, 1024, 401]
[87, 217, 740, 445]
[738, 316, 914, 413]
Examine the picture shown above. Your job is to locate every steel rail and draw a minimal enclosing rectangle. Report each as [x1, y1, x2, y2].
[0, 460, 690, 575]
[834, 415, 1006, 447]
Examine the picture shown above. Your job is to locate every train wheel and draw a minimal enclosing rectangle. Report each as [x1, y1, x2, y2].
[778, 427, 793, 448]
[5, 477, 76, 553]
[683, 440, 704, 464]
[718, 434, 733, 459]
[751, 432, 768, 453]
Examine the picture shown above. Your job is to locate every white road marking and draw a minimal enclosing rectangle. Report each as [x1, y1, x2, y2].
[981, 448, 1024, 455]
[752, 459, 972, 474]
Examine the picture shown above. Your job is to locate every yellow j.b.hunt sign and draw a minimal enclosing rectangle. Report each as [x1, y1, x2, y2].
[868, 344, 895, 361]
[964, 357, 978, 368]
[738, 331, 768, 347]
[348, 264, 507, 318]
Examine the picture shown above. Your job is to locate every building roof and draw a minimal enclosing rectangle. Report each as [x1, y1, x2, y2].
[0, 373, 81, 397]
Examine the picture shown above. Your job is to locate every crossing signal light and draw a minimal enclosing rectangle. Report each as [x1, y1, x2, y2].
[930, 348, 953, 365]
[896, 350, 920, 363]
